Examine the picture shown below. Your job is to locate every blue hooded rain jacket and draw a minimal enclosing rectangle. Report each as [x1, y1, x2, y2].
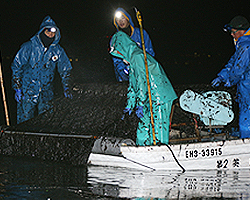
[110, 31, 177, 146]
[11, 16, 72, 124]
[216, 28, 250, 138]
[112, 7, 155, 82]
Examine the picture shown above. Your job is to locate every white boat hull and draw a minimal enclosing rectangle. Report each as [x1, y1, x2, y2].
[88, 138, 250, 171]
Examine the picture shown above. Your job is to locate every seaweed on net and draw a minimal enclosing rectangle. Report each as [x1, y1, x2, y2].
[0, 82, 239, 165]
[10, 83, 238, 139]
[11, 82, 138, 139]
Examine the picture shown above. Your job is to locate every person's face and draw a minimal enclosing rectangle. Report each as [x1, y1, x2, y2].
[44, 29, 56, 38]
[231, 28, 245, 40]
[116, 15, 130, 29]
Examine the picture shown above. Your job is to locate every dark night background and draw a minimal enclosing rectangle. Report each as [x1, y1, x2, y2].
[0, 0, 249, 125]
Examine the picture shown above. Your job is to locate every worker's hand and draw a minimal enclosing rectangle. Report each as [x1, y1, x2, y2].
[15, 89, 23, 103]
[136, 106, 144, 118]
[123, 107, 132, 115]
[211, 77, 222, 87]
[121, 107, 132, 120]
[64, 87, 73, 99]
[224, 80, 232, 87]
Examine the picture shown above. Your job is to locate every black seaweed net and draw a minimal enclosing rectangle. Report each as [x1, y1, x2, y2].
[9, 82, 238, 138]
[1, 82, 238, 165]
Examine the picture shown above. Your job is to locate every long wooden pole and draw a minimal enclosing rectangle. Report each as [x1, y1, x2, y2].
[135, 9, 156, 145]
[0, 54, 10, 126]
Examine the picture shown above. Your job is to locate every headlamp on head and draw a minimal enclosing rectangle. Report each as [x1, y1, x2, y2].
[223, 16, 250, 33]
[48, 27, 57, 33]
[115, 11, 122, 19]
[223, 24, 232, 33]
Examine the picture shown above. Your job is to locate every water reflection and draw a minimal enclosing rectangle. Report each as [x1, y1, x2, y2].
[0, 155, 91, 199]
[87, 166, 250, 199]
[1, 155, 250, 199]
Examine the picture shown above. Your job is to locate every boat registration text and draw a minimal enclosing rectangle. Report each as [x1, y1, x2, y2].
[185, 148, 222, 159]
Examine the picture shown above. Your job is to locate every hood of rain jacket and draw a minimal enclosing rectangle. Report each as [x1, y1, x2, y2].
[113, 7, 135, 35]
[34, 15, 61, 46]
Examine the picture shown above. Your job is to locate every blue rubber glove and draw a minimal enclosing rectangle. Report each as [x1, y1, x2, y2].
[136, 106, 144, 118]
[211, 76, 222, 87]
[123, 107, 132, 115]
[15, 89, 23, 103]
[121, 107, 132, 120]
[64, 87, 72, 99]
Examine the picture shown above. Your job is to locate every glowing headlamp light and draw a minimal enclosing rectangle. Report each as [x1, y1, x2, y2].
[223, 24, 232, 33]
[48, 27, 57, 33]
[115, 11, 122, 19]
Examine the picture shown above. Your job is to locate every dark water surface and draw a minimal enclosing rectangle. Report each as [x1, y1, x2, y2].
[1, 155, 250, 200]
[0, 155, 118, 200]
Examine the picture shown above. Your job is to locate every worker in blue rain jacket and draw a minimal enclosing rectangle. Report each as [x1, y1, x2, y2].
[112, 7, 155, 82]
[110, 31, 177, 146]
[212, 15, 250, 138]
[11, 16, 72, 124]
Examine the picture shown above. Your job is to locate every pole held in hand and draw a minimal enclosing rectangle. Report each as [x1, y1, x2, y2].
[135, 7, 156, 145]
[0, 52, 10, 126]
